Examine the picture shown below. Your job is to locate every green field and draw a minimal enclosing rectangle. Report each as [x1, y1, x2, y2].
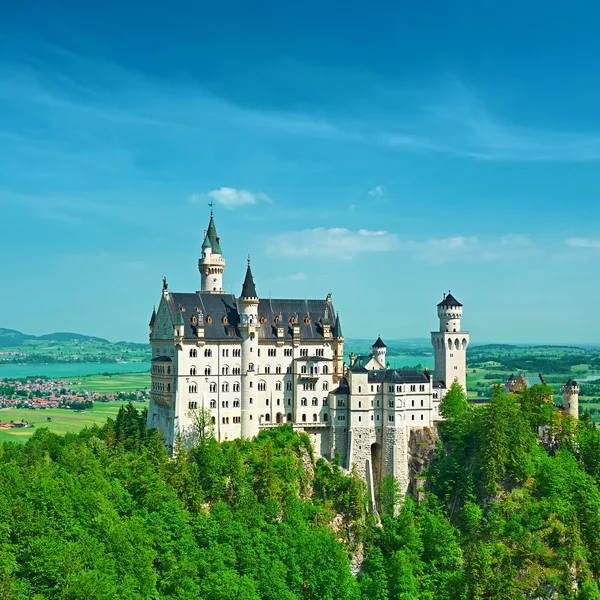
[0, 401, 149, 443]
[69, 371, 150, 393]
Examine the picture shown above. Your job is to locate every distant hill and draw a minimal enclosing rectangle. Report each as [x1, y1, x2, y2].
[0, 328, 111, 347]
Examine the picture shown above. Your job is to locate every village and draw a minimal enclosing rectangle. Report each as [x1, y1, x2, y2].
[0, 376, 150, 429]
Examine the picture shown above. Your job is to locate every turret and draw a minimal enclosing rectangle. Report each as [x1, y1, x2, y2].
[198, 207, 226, 292]
[333, 311, 344, 380]
[372, 336, 387, 367]
[149, 306, 156, 335]
[239, 257, 260, 438]
[174, 306, 185, 339]
[437, 291, 463, 333]
[561, 378, 579, 419]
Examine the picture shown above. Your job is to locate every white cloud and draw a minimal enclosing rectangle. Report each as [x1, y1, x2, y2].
[266, 227, 398, 259]
[403, 234, 534, 264]
[205, 187, 272, 209]
[566, 237, 600, 248]
[368, 185, 387, 198]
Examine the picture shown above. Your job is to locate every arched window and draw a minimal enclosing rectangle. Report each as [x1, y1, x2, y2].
[190, 366, 197, 376]
[189, 348, 197, 358]
[264, 365, 271, 374]
[302, 414, 306, 422]
[233, 399, 240, 407]
[248, 363, 254, 372]
[286, 382, 293, 391]
[322, 365, 328, 374]
[204, 367, 211, 376]
[233, 382, 240, 392]
[222, 382, 229, 392]
[323, 382, 328, 391]
[275, 381, 282, 391]
[210, 382, 217, 393]
[210, 399, 216, 408]
[301, 365, 307, 374]
[222, 365, 229, 375]
[258, 381, 266, 391]
[322, 413, 328, 422]
[313, 413, 317, 421]
[301, 397, 308, 406]
[312, 397, 318, 406]
[287, 413, 292, 422]
[189, 383, 197, 393]
[265, 414, 270, 421]
[204, 348, 212, 357]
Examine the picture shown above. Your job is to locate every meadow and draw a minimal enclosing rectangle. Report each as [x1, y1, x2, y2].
[68, 371, 150, 393]
[0, 401, 149, 443]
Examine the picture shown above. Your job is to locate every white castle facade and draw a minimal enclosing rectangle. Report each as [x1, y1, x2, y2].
[148, 210, 470, 494]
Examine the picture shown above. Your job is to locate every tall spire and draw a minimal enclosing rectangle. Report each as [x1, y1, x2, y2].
[204, 210, 222, 254]
[240, 256, 258, 298]
[333, 312, 343, 338]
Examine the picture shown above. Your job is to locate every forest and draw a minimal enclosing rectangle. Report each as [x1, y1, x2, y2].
[1, 385, 600, 599]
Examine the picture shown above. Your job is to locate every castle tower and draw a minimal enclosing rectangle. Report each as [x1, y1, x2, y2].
[431, 292, 470, 393]
[372, 336, 387, 368]
[332, 312, 344, 381]
[239, 257, 260, 438]
[561, 378, 579, 419]
[198, 207, 225, 292]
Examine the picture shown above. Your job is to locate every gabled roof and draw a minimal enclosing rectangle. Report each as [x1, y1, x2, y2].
[240, 262, 257, 299]
[165, 293, 335, 341]
[372, 336, 386, 349]
[175, 307, 185, 326]
[438, 293, 462, 308]
[149, 307, 157, 328]
[333, 312, 343, 338]
[565, 378, 578, 387]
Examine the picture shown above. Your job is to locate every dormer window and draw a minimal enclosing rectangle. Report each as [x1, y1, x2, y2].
[222, 316, 228, 324]
[191, 315, 197, 324]
[290, 317, 297, 324]
[207, 316, 213, 324]
[260, 316, 266, 324]
[275, 316, 279, 324]
[305, 317, 311, 324]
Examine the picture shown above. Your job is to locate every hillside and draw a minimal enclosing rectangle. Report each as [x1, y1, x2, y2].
[0, 328, 150, 364]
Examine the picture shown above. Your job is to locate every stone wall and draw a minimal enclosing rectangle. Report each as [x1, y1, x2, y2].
[408, 426, 440, 500]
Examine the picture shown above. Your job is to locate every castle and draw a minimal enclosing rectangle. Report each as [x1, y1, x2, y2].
[148, 209, 470, 494]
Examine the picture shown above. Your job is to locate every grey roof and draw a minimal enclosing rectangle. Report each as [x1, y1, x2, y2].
[151, 356, 172, 362]
[333, 377, 350, 394]
[367, 369, 430, 384]
[165, 293, 335, 341]
[507, 374, 517, 382]
[438, 293, 462, 308]
[204, 212, 222, 254]
[149, 307, 156, 328]
[565, 378, 578, 387]
[333, 312, 343, 338]
[433, 380, 445, 388]
[372, 336, 386, 349]
[240, 263, 257, 299]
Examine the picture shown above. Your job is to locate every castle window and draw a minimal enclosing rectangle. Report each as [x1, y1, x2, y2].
[421, 400, 424, 406]
[388, 415, 394, 422]
[264, 414, 270, 421]
[358, 401, 361, 408]
[210, 400, 216, 408]
[210, 383, 217, 393]
[411, 415, 415, 421]
[316, 349, 324, 357]
[411, 400, 414, 407]
[189, 349, 197, 358]
[284, 349, 293, 357]
[260, 316, 266, 324]
[233, 367, 241, 375]
[300, 349, 308, 357]
[265, 366, 271, 374]
[211, 416, 215, 424]
[302, 414, 306, 422]
[233, 382, 240, 392]
[188, 401, 197, 410]
[358, 416, 362, 422]
[389, 400, 394, 408]
[358, 386, 361, 393]
[248, 363, 254, 372]
[222, 348, 229, 357]
[277, 398, 280, 405]
[323, 397, 328, 406]
[233, 349, 241, 357]
[222, 366, 229, 375]
[286, 382, 292, 391]
[301, 365, 307, 374]
[312, 413, 317, 421]
[305, 317, 311, 324]
[190, 367, 197, 376]
[268, 348, 276, 357]
[301, 398, 307, 406]
[323, 382, 328, 391]
[191, 315, 197, 324]
[233, 416, 241, 423]
[207, 316, 212, 324]
[420, 384, 425, 392]
[189, 384, 197, 393]
[276, 366, 281, 374]
[323, 413, 328, 422]
[287, 413, 292, 422]
[222, 383, 229, 392]
[322, 365, 328, 374]
[287, 366, 293, 374]
[204, 349, 212, 357]
[290, 317, 297, 324]
[288, 398, 291, 405]
[205, 367, 211, 376]
[312, 398, 318, 406]
[258, 381, 266, 391]
[377, 415, 380, 421]
[336, 398, 345, 407]
[233, 399, 240, 407]
[249, 398, 253, 404]
[410, 385, 416, 392]
[275, 381, 282, 391]
[421, 414, 424, 420]
[371, 385, 373, 392]
[338, 415, 346, 421]
[222, 316, 228, 324]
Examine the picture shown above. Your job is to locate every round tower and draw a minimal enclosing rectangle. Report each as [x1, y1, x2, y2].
[561, 378, 579, 419]
[431, 291, 470, 394]
[372, 336, 387, 367]
[239, 257, 260, 438]
[437, 291, 463, 333]
[198, 207, 226, 292]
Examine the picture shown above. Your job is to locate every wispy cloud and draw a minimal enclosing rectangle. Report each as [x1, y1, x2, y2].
[203, 187, 272, 209]
[565, 237, 600, 248]
[367, 185, 387, 198]
[266, 227, 399, 259]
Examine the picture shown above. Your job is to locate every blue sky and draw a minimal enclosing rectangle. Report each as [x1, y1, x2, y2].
[2, 0, 600, 343]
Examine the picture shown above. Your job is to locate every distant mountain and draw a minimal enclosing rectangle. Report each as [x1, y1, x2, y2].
[0, 328, 111, 347]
